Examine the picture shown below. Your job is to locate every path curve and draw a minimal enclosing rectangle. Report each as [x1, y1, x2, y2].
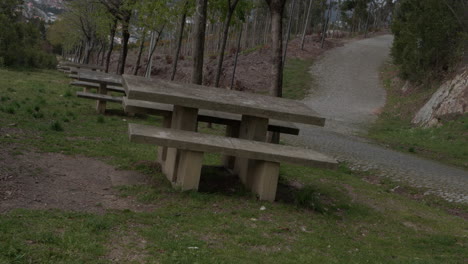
[288, 35, 468, 203]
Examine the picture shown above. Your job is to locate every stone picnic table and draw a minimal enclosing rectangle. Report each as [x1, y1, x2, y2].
[75, 71, 123, 113]
[123, 74, 335, 200]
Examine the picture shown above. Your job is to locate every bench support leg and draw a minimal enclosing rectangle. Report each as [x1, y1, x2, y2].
[175, 150, 204, 191]
[164, 106, 198, 183]
[222, 123, 240, 170]
[251, 161, 280, 202]
[96, 83, 107, 114]
[234, 115, 268, 188]
[157, 114, 172, 171]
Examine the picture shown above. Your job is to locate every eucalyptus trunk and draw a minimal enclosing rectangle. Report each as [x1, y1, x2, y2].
[134, 30, 147, 76]
[105, 20, 117, 73]
[301, 0, 313, 50]
[171, 7, 188, 81]
[214, 0, 240, 88]
[192, 0, 208, 85]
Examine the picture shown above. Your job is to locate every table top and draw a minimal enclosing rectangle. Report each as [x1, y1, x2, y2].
[123, 75, 325, 126]
[78, 71, 122, 86]
[61, 61, 105, 70]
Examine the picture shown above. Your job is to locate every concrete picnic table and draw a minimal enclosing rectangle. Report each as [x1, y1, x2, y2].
[76, 71, 123, 113]
[123, 74, 326, 193]
[60, 61, 105, 72]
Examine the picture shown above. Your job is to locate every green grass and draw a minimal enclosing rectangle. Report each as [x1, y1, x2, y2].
[369, 63, 468, 169]
[283, 58, 315, 100]
[0, 68, 467, 263]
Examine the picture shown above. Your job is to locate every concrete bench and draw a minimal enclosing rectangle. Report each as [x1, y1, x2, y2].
[60, 62, 105, 71]
[71, 81, 125, 94]
[76, 91, 123, 104]
[128, 123, 337, 201]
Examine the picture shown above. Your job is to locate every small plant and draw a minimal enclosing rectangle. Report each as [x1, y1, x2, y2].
[50, 121, 64, 131]
[0, 96, 10, 102]
[165, 55, 173, 64]
[62, 117, 70, 123]
[5, 107, 15, 114]
[294, 186, 328, 214]
[408, 147, 416, 153]
[97, 116, 105, 123]
[7, 87, 15, 92]
[32, 112, 44, 119]
[64, 90, 72, 97]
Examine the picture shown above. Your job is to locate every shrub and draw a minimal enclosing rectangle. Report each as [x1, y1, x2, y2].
[50, 121, 64, 131]
[391, 0, 466, 82]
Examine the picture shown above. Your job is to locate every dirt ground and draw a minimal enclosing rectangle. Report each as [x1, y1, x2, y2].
[0, 140, 155, 214]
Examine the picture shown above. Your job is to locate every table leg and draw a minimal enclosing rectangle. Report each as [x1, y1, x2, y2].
[176, 150, 204, 190]
[164, 106, 200, 189]
[234, 115, 268, 188]
[222, 123, 240, 170]
[251, 161, 280, 202]
[157, 114, 172, 172]
[96, 83, 107, 114]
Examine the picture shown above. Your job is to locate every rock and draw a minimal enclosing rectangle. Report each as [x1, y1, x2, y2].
[412, 67, 468, 127]
[401, 81, 410, 93]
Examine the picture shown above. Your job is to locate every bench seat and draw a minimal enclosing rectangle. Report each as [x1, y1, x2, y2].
[76, 91, 123, 103]
[71, 81, 125, 93]
[60, 62, 105, 71]
[128, 123, 337, 201]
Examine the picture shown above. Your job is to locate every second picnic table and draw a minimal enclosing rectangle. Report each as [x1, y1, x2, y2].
[123, 74, 336, 200]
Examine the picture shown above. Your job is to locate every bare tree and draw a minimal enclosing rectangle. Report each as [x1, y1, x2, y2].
[214, 0, 241, 88]
[171, 1, 189, 81]
[264, 0, 287, 98]
[192, 0, 208, 85]
[301, 0, 313, 50]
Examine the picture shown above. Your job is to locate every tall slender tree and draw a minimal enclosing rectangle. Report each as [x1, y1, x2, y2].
[213, 0, 242, 88]
[192, 0, 208, 85]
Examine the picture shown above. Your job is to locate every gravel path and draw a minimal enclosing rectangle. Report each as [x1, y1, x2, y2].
[287, 34, 468, 203]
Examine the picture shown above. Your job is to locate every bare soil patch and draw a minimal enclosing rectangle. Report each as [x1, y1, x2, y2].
[0, 143, 156, 214]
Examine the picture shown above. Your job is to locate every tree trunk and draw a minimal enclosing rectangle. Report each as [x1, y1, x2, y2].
[119, 19, 131, 75]
[267, 5, 285, 98]
[321, 2, 332, 48]
[282, 0, 297, 69]
[191, 0, 208, 85]
[301, 0, 313, 50]
[145, 28, 164, 78]
[214, 3, 238, 88]
[134, 29, 147, 76]
[230, 26, 243, 90]
[171, 7, 188, 81]
[105, 20, 117, 73]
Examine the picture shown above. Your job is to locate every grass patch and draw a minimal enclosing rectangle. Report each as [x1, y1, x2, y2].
[0, 68, 466, 263]
[283, 58, 315, 100]
[369, 62, 468, 168]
